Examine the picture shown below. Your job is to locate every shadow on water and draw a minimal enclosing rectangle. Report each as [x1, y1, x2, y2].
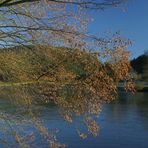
[0, 86, 148, 148]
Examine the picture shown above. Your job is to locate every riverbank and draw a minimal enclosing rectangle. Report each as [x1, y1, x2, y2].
[0, 81, 54, 87]
[134, 82, 148, 92]
[118, 82, 148, 92]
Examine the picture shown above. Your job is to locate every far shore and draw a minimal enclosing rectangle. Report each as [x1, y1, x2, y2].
[118, 81, 148, 92]
[1, 81, 148, 92]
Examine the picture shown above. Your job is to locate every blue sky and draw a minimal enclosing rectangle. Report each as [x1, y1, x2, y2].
[88, 0, 148, 58]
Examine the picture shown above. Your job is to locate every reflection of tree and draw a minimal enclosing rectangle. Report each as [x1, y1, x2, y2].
[134, 93, 148, 130]
[103, 92, 129, 122]
[0, 86, 66, 147]
[104, 92, 148, 131]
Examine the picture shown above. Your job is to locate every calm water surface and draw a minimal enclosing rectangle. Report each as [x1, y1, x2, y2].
[0, 90, 148, 148]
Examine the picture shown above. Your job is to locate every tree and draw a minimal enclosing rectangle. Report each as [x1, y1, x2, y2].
[0, 0, 130, 47]
[0, 0, 135, 147]
[0, 0, 129, 8]
[131, 51, 148, 81]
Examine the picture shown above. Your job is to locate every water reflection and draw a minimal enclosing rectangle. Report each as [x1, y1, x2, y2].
[104, 92, 148, 127]
[0, 86, 65, 148]
[0, 87, 148, 148]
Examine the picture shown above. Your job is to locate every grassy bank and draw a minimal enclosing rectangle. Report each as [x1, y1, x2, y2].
[0, 81, 42, 87]
[134, 82, 148, 92]
[0, 45, 95, 83]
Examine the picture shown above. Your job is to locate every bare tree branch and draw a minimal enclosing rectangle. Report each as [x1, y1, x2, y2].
[0, 0, 129, 9]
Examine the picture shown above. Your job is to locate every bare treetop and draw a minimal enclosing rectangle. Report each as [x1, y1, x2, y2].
[0, 0, 128, 9]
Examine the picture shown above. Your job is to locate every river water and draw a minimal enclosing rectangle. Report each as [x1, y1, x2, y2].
[0, 90, 148, 148]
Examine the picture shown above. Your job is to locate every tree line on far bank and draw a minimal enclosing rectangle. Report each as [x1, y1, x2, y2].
[131, 51, 148, 81]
